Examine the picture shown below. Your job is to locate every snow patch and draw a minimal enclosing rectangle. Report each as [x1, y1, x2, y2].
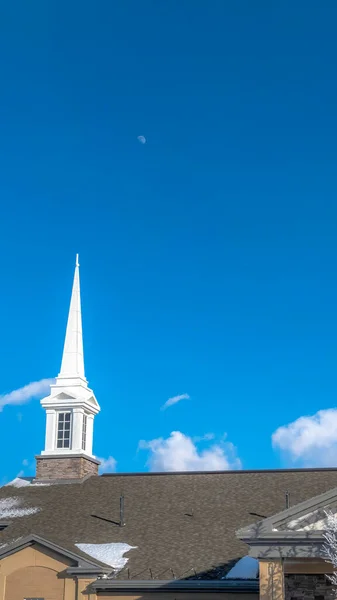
[0, 537, 23, 551]
[0, 497, 40, 518]
[4, 478, 50, 488]
[5, 478, 30, 488]
[225, 556, 259, 579]
[76, 543, 137, 569]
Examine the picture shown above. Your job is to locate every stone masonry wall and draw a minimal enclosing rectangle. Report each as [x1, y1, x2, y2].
[285, 575, 334, 600]
[35, 455, 99, 480]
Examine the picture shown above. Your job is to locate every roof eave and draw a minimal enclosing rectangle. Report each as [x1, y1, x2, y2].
[66, 566, 112, 577]
[240, 531, 325, 544]
[237, 485, 337, 540]
[91, 579, 259, 592]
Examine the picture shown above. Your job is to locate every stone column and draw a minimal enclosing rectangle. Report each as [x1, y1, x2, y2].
[260, 560, 285, 600]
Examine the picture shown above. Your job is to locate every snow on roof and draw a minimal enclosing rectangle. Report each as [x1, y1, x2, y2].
[0, 537, 22, 551]
[5, 478, 30, 488]
[75, 542, 137, 570]
[0, 497, 40, 518]
[4, 477, 50, 488]
[224, 556, 259, 579]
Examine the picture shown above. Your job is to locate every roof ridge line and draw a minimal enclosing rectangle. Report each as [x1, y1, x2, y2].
[100, 467, 337, 477]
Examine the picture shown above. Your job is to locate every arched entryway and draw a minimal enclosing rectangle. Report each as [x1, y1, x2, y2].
[5, 565, 64, 600]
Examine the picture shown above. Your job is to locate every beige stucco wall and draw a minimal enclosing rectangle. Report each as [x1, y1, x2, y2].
[5, 565, 65, 600]
[0, 545, 96, 600]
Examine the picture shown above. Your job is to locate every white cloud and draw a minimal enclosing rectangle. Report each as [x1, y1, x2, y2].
[0, 379, 54, 412]
[272, 408, 337, 466]
[98, 456, 117, 473]
[161, 393, 190, 410]
[139, 430, 241, 472]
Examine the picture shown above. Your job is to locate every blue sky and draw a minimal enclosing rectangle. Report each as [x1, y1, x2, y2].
[1, 1, 337, 482]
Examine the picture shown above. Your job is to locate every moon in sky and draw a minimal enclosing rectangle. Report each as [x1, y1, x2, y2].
[137, 135, 146, 144]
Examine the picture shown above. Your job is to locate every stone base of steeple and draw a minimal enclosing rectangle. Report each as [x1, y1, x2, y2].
[35, 454, 100, 481]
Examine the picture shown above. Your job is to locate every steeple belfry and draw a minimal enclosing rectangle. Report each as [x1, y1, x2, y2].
[36, 255, 101, 481]
[58, 254, 85, 384]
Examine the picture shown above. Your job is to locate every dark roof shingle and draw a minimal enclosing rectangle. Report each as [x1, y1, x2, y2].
[1, 469, 337, 580]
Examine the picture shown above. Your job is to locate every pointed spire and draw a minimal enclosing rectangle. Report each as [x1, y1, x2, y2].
[58, 254, 86, 381]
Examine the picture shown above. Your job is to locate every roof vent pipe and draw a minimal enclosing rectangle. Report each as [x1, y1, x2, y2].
[120, 494, 125, 527]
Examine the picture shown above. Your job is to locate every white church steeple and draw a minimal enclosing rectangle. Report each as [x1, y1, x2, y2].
[58, 253, 86, 385]
[39, 256, 100, 465]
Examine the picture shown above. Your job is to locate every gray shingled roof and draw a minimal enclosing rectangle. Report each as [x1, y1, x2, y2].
[1, 469, 337, 580]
